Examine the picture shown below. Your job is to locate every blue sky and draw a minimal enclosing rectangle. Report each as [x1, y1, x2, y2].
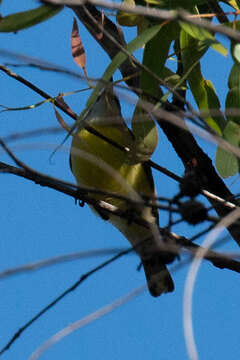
[1, 1, 240, 360]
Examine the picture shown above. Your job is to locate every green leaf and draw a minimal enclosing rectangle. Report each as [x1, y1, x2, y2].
[204, 79, 226, 130]
[180, 21, 213, 41]
[180, 22, 227, 56]
[216, 147, 239, 177]
[0, 4, 63, 32]
[228, 62, 240, 89]
[129, 102, 158, 163]
[131, 22, 179, 162]
[225, 63, 240, 125]
[232, 43, 240, 63]
[216, 121, 240, 177]
[140, 22, 180, 98]
[180, 29, 223, 134]
[226, 87, 240, 124]
[208, 41, 228, 56]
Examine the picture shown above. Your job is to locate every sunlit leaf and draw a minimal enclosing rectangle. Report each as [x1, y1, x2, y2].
[180, 22, 227, 56]
[180, 22, 213, 41]
[0, 4, 63, 32]
[232, 43, 240, 63]
[207, 41, 227, 56]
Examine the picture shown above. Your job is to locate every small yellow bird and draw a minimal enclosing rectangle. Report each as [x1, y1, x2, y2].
[70, 89, 174, 296]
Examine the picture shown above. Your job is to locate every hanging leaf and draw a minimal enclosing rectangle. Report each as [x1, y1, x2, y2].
[53, 105, 71, 133]
[226, 63, 240, 124]
[140, 22, 180, 99]
[204, 79, 226, 130]
[228, 62, 240, 90]
[216, 121, 240, 177]
[71, 17, 86, 71]
[0, 4, 63, 32]
[226, 88, 240, 124]
[129, 102, 158, 163]
[180, 29, 224, 134]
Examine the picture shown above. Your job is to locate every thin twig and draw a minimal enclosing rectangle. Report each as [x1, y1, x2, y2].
[0, 248, 127, 280]
[0, 65, 130, 153]
[0, 246, 134, 356]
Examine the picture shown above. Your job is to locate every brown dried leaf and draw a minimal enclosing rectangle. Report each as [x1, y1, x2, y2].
[71, 17, 86, 70]
[53, 95, 72, 133]
[56, 93, 76, 118]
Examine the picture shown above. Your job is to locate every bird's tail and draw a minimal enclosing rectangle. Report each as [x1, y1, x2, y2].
[141, 255, 174, 297]
[106, 210, 174, 297]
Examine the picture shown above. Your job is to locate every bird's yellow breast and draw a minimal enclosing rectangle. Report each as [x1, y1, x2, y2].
[70, 124, 153, 209]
